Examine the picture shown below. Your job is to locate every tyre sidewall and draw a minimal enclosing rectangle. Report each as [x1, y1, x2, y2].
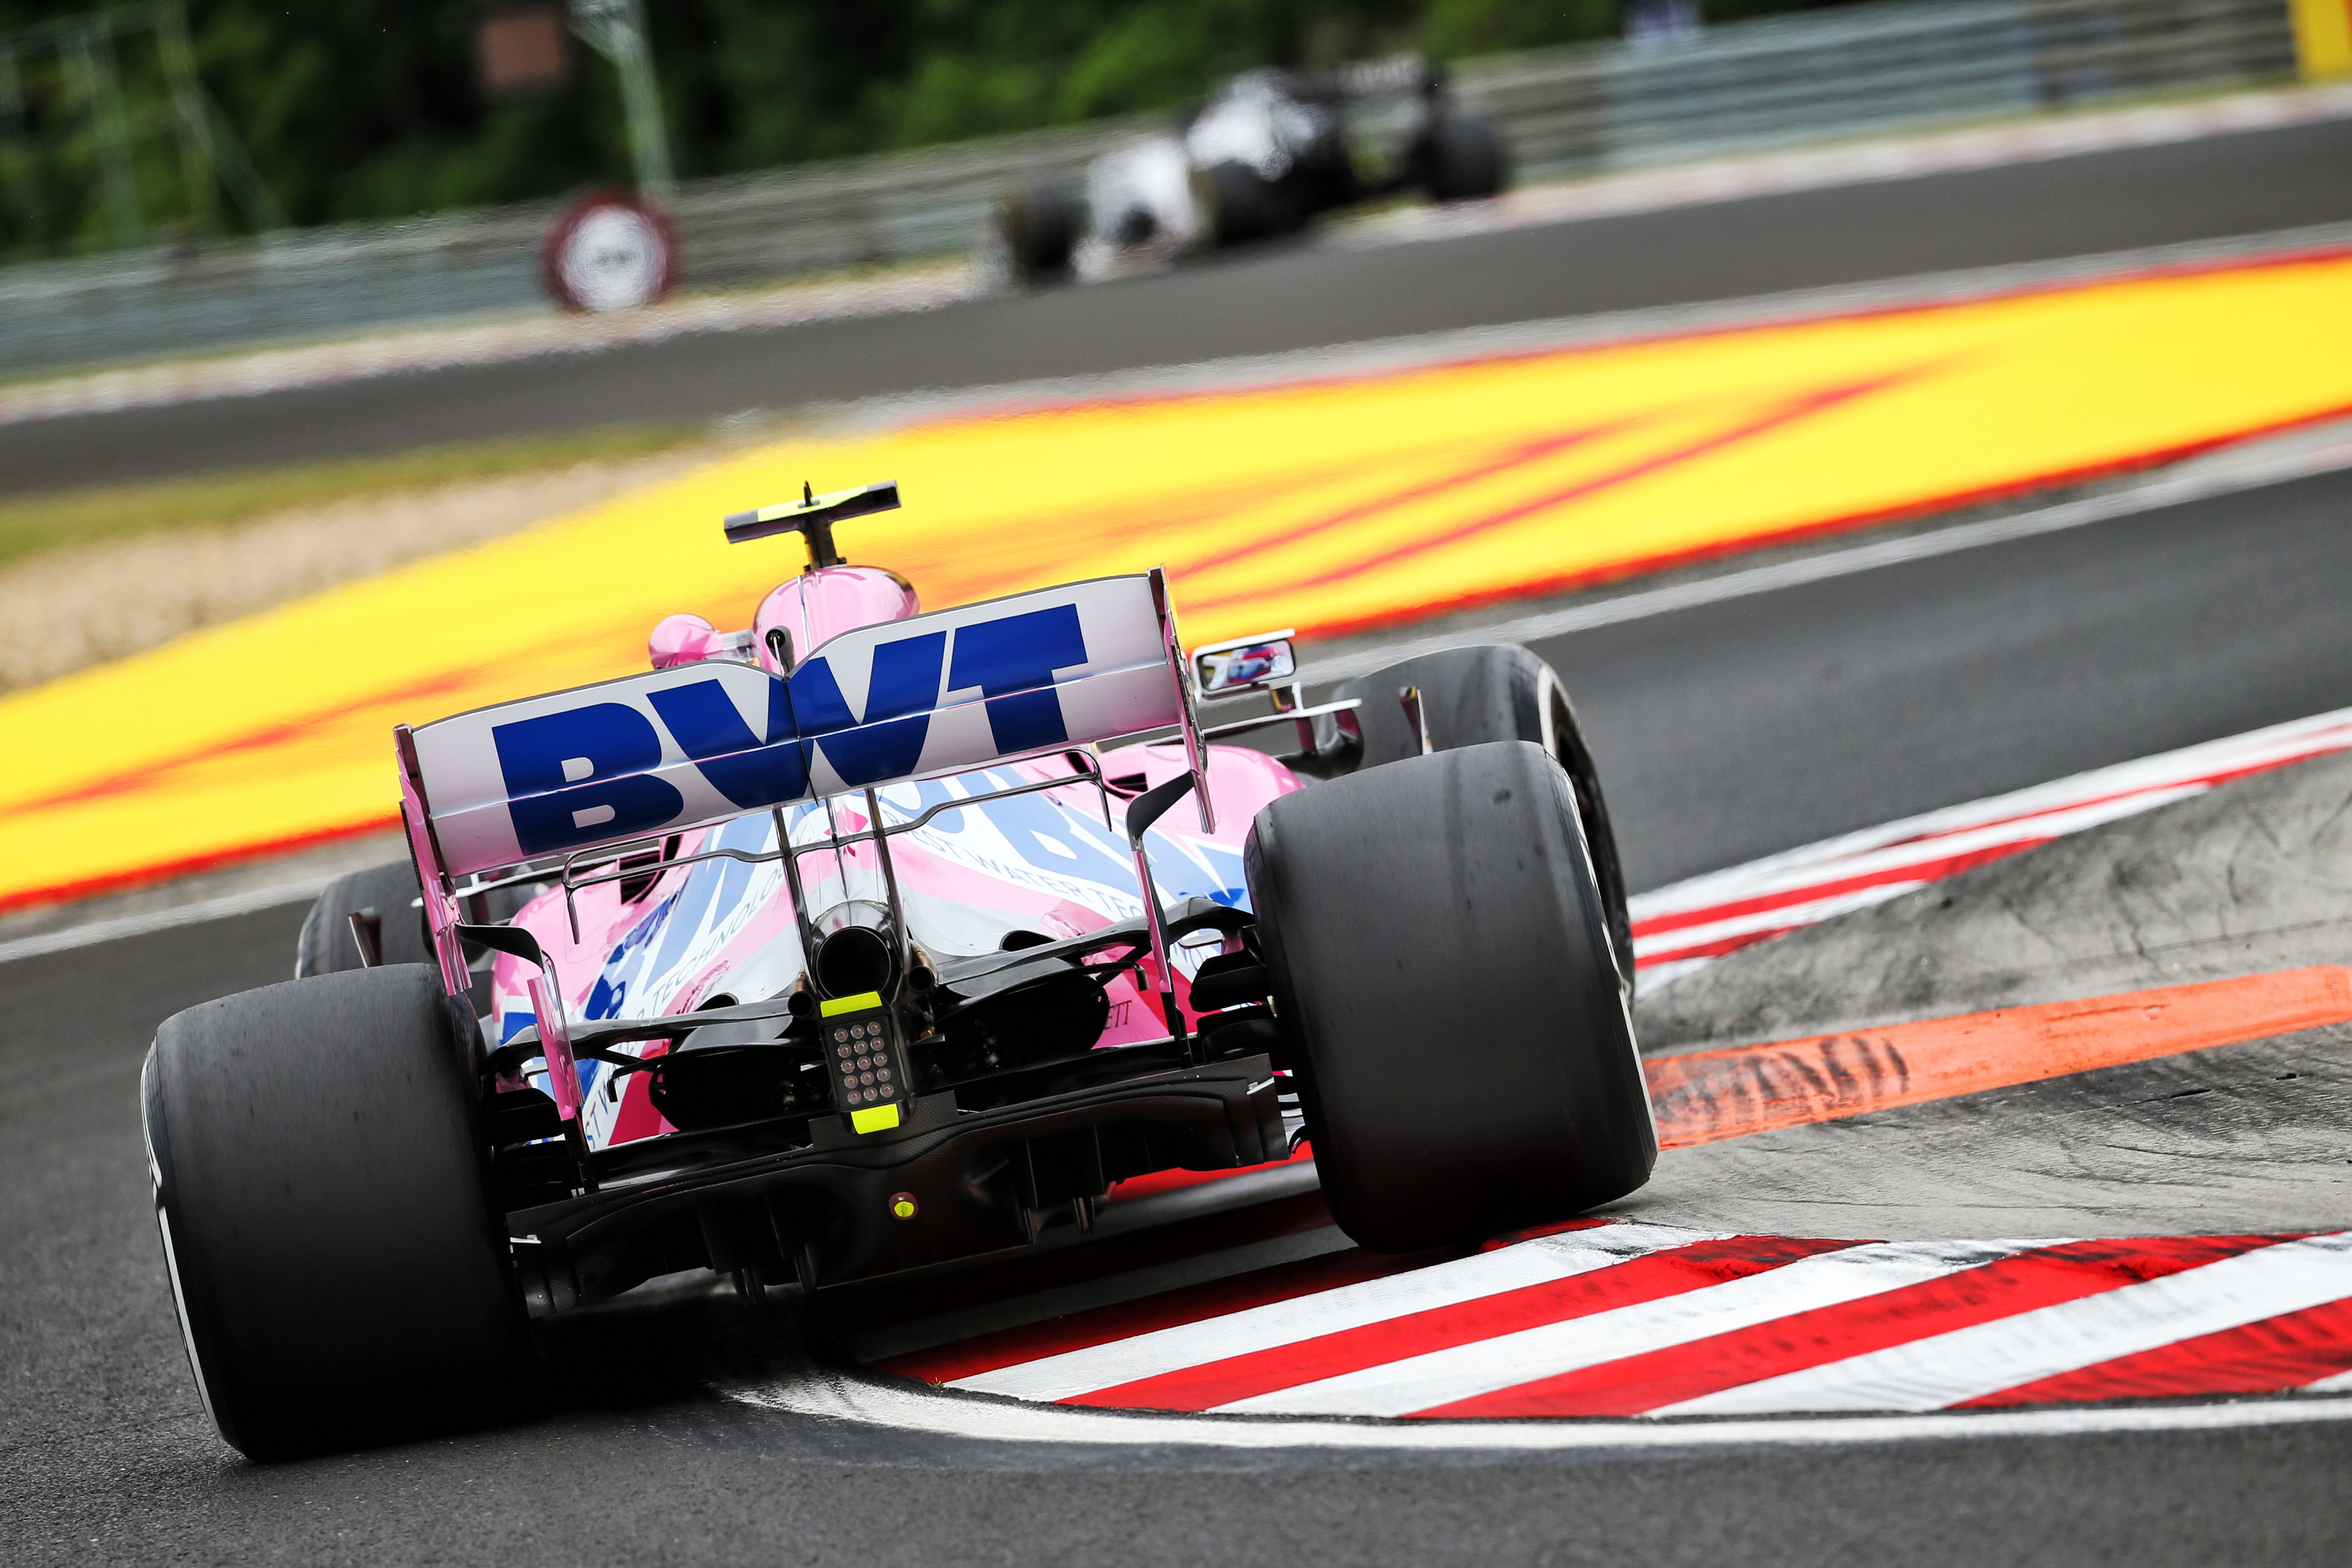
[1335, 644, 1634, 988]
[1247, 743, 1655, 1251]
[144, 965, 522, 1459]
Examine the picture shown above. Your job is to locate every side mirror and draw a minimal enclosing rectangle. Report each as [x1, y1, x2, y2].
[1192, 630, 1298, 698]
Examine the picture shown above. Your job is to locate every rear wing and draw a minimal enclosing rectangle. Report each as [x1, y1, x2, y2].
[396, 570, 1204, 992]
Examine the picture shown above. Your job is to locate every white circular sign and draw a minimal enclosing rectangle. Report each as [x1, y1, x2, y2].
[554, 201, 671, 312]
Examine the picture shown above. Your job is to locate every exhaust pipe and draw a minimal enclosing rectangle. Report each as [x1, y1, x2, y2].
[812, 900, 906, 998]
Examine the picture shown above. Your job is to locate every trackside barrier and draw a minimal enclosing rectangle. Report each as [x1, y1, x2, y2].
[0, 0, 2302, 377]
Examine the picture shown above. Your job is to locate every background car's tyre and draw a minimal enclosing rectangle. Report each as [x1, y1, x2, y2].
[1198, 159, 1297, 246]
[1335, 644, 1633, 988]
[1420, 111, 1509, 202]
[996, 180, 1082, 283]
[294, 860, 431, 978]
[143, 965, 526, 1460]
[1246, 741, 1656, 1252]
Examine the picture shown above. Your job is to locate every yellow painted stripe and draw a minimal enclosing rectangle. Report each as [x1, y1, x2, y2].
[2291, 0, 2352, 78]
[820, 991, 884, 1017]
[3, 249, 2351, 912]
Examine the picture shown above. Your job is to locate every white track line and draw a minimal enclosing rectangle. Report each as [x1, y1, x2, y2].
[863, 221, 2352, 449]
[1621, 705, 2352, 986]
[1661, 1234, 2352, 1416]
[1628, 786, 2212, 962]
[726, 1362, 2352, 1450]
[1634, 710, 2352, 922]
[0, 877, 330, 967]
[1220, 1239, 2023, 1417]
[1298, 422, 2352, 688]
[952, 1222, 1713, 1402]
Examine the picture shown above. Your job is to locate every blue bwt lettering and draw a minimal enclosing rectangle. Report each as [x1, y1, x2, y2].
[645, 677, 807, 810]
[791, 629, 946, 787]
[489, 607, 1094, 848]
[492, 704, 686, 856]
[947, 606, 1087, 755]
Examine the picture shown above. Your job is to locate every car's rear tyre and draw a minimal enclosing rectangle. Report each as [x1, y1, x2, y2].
[997, 180, 1081, 284]
[1199, 159, 1297, 246]
[1245, 741, 1656, 1253]
[143, 965, 527, 1460]
[294, 860, 431, 978]
[1420, 111, 1508, 202]
[1335, 643, 1633, 989]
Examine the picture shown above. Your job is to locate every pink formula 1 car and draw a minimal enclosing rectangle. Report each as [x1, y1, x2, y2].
[142, 482, 1652, 1458]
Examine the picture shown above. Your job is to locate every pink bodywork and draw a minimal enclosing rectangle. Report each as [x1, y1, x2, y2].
[750, 567, 921, 674]
[487, 560, 1303, 1152]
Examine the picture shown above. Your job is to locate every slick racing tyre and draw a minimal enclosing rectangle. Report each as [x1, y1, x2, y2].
[1419, 111, 1508, 202]
[1198, 159, 1298, 246]
[1335, 643, 1633, 990]
[1245, 741, 1656, 1252]
[996, 180, 1082, 284]
[295, 860, 432, 977]
[143, 965, 527, 1459]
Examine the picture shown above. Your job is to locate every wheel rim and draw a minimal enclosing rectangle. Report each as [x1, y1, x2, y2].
[1538, 672, 1637, 994]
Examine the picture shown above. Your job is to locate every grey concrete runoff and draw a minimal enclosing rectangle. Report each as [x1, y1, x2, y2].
[1637, 747, 2352, 1051]
[1613, 748, 2352, 1240]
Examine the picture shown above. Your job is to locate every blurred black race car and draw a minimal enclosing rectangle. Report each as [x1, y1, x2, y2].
[998, 56, 1509, 284]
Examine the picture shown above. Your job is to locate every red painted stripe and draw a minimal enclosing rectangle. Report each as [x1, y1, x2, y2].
[1631, 746, 2352, 947]
[1175, 421, 1635, 580]
[1277, 390, 2352, 647]
[1189, 370, 1920, 611]
[1631, 839, 2053, 938]
[941, 246, 2352, 441]
[1854, 753, 2345, 853]
[0, 815, 397, 920]
[1414, 1234, 2289, 1418]
[877, 1239, 1447, 1387]
[1955, 1295, 2352, 1408]
[1061, 1234, 1853, 1412]
[1103, 1143, 1311, 1205]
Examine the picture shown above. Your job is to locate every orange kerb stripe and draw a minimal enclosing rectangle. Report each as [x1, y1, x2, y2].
[1646, 965, 2352, 1148]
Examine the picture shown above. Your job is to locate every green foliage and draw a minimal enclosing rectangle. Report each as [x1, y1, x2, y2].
[1421, 0, 1625, 57]
[0, 0, 1864, 252]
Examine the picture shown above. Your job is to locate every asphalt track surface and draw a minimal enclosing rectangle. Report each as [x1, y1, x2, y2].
[9, 460, 2352, 1562]
[6, 114, 2352, 497]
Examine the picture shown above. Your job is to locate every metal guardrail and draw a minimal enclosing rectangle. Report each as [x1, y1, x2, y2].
[0, 0, 2298, 382]
[1455, 0, 2295, 177]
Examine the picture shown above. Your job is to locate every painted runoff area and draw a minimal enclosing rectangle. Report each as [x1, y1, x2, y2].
[1627, 704, 2352, 988]
[843, 963, 2352, 1423]
[805, 714, 2352, 1432]
[3, 244, 2352, 916]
